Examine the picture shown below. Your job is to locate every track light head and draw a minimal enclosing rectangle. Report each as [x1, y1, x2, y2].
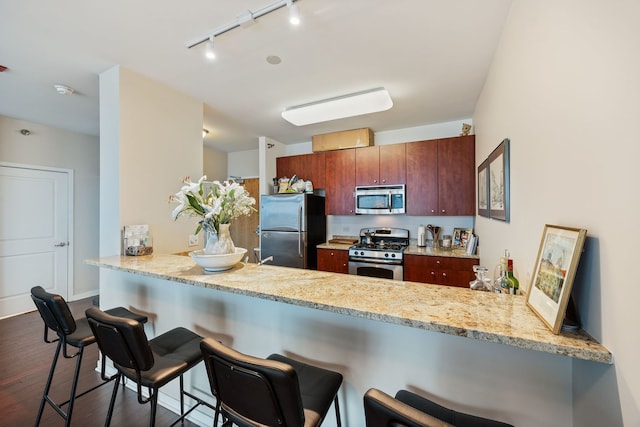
[204, 37, 215, 61]
[287, 1, 300, 25]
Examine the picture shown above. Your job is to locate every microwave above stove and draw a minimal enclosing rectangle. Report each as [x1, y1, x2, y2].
[354, 184, 405, 215]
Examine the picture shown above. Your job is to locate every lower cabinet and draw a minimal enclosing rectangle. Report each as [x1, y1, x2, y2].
[317, 248, 349, 274]
[404, 254, 478, 288]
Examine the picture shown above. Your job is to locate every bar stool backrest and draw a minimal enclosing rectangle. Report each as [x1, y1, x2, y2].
[201, 338, 305, 427]
[85, 306, 154, 372]
[31, 285, 77, 338]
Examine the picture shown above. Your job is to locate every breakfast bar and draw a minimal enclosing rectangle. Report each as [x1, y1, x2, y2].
[89, 254, 611, 427]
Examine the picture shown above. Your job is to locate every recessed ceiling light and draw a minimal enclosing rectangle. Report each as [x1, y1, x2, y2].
[54, 84, 75, 95]
[266, 55, 282, 65]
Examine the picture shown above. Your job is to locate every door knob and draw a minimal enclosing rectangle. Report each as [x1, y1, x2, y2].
[54, 242, 68, 247]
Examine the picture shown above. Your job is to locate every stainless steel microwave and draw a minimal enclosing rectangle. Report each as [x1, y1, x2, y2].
[354, 184, 405, 214]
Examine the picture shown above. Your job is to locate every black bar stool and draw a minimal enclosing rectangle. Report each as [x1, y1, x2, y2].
[364, 388, 514, 427]
[30, 285, 148, 427]
[85, 306, 215, 427]
[200, 337, 343, 427]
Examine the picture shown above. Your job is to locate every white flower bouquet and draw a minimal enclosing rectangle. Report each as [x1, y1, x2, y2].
[169, 176, 257, 235]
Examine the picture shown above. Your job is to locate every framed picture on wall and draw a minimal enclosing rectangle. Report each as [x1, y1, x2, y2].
[526, 225, 587, 334]
[477, 159, 490, 218]
[488, 138, 510, 222]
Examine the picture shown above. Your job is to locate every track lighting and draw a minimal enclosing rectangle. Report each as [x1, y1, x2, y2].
[204, 37, 215, 61]
[287, 0, 300, 25]
[187, 0, 302, 54]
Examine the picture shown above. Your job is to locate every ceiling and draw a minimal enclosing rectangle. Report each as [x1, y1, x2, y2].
[0, 0, 512, 153]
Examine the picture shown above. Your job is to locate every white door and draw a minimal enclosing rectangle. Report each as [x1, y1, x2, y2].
[0, 165, 69, 318]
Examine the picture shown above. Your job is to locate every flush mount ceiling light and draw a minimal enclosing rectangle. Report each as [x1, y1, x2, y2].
[186, 0, 302, 55]
[281, 87, 393, 126]
[54, 84, 74, 95]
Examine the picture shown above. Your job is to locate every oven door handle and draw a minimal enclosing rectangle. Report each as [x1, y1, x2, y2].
[388, 191, 392, 213]
[349, 257, 402, 265]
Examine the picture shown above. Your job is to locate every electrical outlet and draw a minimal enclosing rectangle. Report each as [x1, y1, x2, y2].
[188, 234, 199, 246]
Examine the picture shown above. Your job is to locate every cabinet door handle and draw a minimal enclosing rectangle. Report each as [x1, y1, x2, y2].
[373, 179, 378, 183]
[441, 209, 446, 213]
[442, 273, 447, 278]
[430, 209, 435, 213]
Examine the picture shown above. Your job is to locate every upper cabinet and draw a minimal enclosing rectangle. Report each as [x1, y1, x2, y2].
[437, 136, 475, 216]
[276, 152, 326, 190]
[355, 144, 406, 186]
[325, 149, 356, 215]
[275, 135, 475, 217]
[406, 135, 475, 216]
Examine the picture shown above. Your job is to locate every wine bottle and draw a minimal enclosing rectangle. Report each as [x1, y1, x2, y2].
[507, 258, 519, 295]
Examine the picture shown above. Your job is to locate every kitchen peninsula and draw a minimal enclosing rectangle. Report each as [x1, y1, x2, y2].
[89, 254, 611, 426]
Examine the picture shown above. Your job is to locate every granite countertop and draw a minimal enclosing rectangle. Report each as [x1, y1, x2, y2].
[87, 254, 611, 364]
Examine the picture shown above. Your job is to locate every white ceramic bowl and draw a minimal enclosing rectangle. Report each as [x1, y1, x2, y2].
[189, 247, 248, 272]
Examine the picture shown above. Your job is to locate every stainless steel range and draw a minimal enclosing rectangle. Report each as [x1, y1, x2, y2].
[348, 227, 410, 280]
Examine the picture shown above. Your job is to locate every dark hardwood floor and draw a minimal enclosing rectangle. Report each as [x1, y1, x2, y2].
[0, 297, 204, 426]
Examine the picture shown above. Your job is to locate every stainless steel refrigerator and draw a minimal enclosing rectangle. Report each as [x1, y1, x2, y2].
[259, 193, 326, 269]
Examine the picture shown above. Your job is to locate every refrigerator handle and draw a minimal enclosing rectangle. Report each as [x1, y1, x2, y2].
[298, 205, 303, 258]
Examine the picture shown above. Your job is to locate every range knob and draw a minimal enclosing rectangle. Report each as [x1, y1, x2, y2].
[360, 251, 364, 256]
[391, 253, 396, 258]
[384, 253, 389, 258]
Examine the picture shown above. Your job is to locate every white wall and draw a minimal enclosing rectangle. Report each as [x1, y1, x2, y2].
[99, 66, 203, 255]
[0, 115, 99, 299]
[473, 1, 639, 425]
[228, 149, 259, 179]
[204, 146, 228, 182]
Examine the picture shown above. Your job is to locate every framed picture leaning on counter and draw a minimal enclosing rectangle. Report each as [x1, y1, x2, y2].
[527, 224, 587, 334]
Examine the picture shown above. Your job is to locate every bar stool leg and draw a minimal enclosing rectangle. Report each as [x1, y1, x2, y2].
[105, 374, 121, 427]
[35, 340, 63, 426]
[64, 347, 85, 427]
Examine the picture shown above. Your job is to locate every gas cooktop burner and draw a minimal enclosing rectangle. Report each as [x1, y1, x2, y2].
[349, 227, 411, 261]
[353, 242, 404, 251]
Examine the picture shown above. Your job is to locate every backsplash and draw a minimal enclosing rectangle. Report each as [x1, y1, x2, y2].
[326, 215, 474, 243]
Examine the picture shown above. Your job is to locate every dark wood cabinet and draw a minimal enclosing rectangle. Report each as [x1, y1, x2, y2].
[317, 248, 349, 274]
[324, 149, 356, 215]
[276, 152, 326, 189]
[355, 144, 406, 186]
[404, 254, 478, 287]
[276, 136, 473, 217]
[405, 135, 475, 216]
[406, 139, 439, 215]
[437, 136, 475, 216]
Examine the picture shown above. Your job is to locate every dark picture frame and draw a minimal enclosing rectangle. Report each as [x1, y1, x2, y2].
[487, 138, 510, 222]
[526, 225, 587, 334]
[477, 159, 490, 218]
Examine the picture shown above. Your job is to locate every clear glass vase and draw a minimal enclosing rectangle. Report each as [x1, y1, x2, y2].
[204, 223, 235, 255]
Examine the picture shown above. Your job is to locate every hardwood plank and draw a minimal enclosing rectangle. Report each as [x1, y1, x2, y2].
[0, 297, 204, 426]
